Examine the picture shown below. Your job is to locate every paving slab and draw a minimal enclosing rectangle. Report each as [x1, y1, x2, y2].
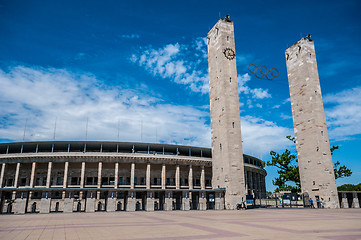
[0, 209, 360, 240]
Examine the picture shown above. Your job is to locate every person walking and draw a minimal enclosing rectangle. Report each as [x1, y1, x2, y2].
[316, 197, 321, 208]
[309, 198, 314, 208]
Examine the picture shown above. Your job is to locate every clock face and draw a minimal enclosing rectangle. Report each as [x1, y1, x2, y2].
[223, 48, 235, 60]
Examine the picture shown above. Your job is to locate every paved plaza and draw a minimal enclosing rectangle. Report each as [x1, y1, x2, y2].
[0, 209, 361, 240]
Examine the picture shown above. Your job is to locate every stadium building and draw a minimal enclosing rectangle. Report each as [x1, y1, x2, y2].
[0, 141, 266, 214]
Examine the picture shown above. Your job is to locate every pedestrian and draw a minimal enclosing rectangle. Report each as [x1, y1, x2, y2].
[316, 197, 321, 208]
[309, 198, 314, 208]
[320, 198, 324, 208]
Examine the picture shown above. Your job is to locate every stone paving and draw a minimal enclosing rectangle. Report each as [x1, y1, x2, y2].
[0, 209, 361, 240]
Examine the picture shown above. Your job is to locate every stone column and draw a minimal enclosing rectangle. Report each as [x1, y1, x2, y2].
[114, 162, 119, 189]
[188, 165, 193, 190]
[130, 163, 135, 189]
[257, 172, 261, 199]
[175, 165, 180, 189]
[0, 163, 6, 188]
[165, 191, 173, 211]
[249, 171, 254, 197]
[80, 162, 85, 188]
[126, 191, 136, 211]
[161, 164, 166, 189]
[79, 161, 85, 199]
[46, 162, 52, 188]
[14, 162, 20, 188]
[63, 162, 69, 188]
[182, 191, 190, 210]
[199, 191, 207, 210]
[352, 193, 360, 208]
[201, 166, 205, 190]
[146, 163, 151, 189]
[146, 191, 154, 211]
[86, 191, 96, 213]
[62, 162, 69, 199]
[245, 170, 248, 194]
[215, 192, 225, 210]
[29, 162, 36, 188]
[97, 162, 102, 188]
[341, 193, 349, 208]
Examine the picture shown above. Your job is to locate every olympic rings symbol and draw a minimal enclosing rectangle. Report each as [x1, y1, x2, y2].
[248, 64, 279, 80]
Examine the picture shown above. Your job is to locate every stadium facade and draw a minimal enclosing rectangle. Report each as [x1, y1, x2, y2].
[0, 141, 266, 214]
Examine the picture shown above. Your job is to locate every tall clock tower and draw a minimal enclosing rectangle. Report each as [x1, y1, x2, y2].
[207, 17, 246, 209]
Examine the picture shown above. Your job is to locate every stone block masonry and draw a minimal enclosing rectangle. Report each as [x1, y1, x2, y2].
[285, 37, 339, 208]
[207, 17, 246, 209]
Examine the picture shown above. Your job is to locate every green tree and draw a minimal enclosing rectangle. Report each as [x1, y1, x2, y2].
[337, 183, 361, 191]
[267, 149, 300, 192]
[330, 146, 352, 179]
[267, 136, 352, 192]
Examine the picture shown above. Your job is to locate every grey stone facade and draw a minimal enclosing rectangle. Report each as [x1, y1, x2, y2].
[0, 141, 266, 214]
[285, 37, 339, 208]
[207, 18, 246, 209]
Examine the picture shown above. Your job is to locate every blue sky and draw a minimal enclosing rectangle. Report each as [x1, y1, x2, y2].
[0, 0, 360, 191]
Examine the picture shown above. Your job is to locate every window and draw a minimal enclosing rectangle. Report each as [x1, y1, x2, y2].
[153, 178, 157, 185]
[109, 177, 115, 185]
[102, 177, 108, 185]
[35, 178, 40, 186]
[195, 179, 200, 186]
[134, 177, 137, 185]
[86, 177, 93, 185]
[42, 177, 47, 186]
[119, 177, 123, 185]
[166, 178, 170, 185]
[185, 178, 188, 185]
[140, 177, 144, 185]
[71, 177, 78, 185]
[206, 179, 211, 187]
[126, 177, 130, 185]
[6, 179, 13, 186]
[20, 178, 26, 186]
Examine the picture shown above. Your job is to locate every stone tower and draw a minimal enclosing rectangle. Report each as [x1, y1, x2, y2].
[285, 37, 339, 208]
[207, 17, 246, 209]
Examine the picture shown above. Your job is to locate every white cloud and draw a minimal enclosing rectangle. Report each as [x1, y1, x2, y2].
[251, 88, 271, 99]
[241, 116, 293, 157]
[238, 73, 251, 94]
[131, 41, 209, 94]
[0, 66, 210, 147]
[0, 65, 295, 160]
[324, 86, 361, 140]
[237, 73, 272, 99]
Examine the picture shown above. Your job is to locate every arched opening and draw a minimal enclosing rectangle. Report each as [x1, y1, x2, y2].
[135, 201, 141, 211]
[31, 202, 37, 213]
[154, 201, 158, 210]
[97, 201, 102, 211]
[77, 202, 81, 212]
[7, 203, 12, 213]
[116, 201, 122, 211]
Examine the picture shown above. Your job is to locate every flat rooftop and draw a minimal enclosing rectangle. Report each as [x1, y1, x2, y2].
[0, 209, 360, 239]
